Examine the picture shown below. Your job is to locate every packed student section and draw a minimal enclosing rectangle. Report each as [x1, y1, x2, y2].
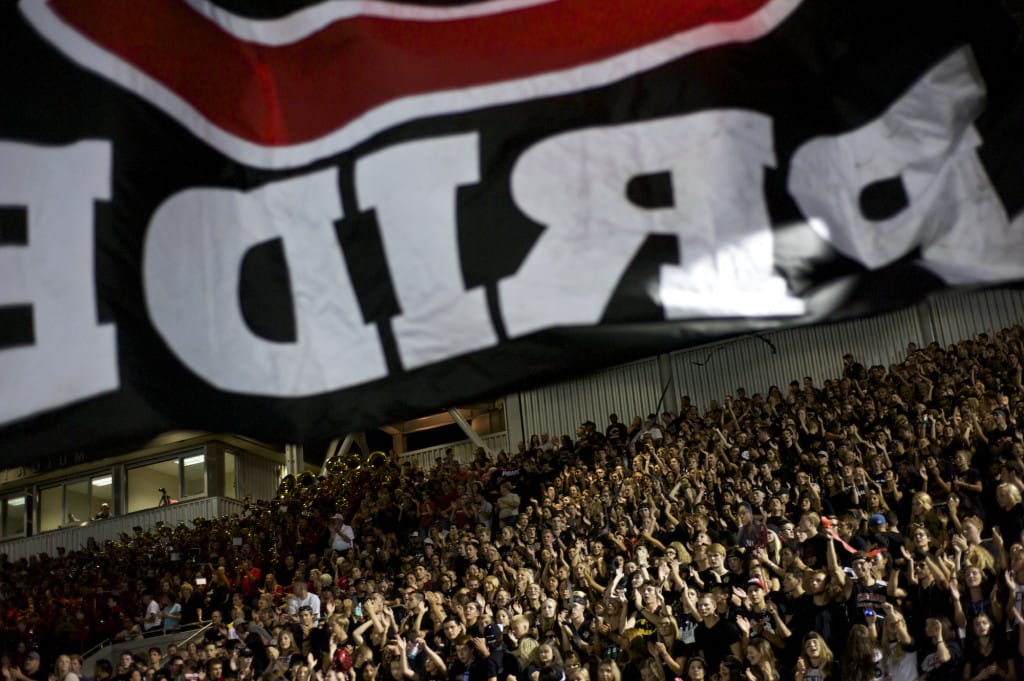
[3, 328, 1024, 681]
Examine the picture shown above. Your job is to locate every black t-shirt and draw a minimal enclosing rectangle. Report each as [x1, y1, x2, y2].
[697, 569, 735, 589]
[964, 639, 1013, 680]
[181, 592, 204, 625]
[918, 640, 963, 681]
[22, 665, 47, 681]
[799, 533, 829, 570]
[992, 503, 1024, 543]
[846, 581, 888, 628]
[447, 660, 467, 681]
[740, 605, 776, 640]
[788, 596, 847, 651]
[813, 599, 849, 651]
[694, 617, 740, 670]
[606, 423, 628, 443]
[467, 655, 500, 681]
[951, 467, 983, 514]
[659, 640, 688, 681]
[673, 613, 700, 659]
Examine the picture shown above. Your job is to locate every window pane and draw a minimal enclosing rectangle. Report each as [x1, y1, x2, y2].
[223, 451, 237, 499]
[39, 486, 62, 532]
[3, 497, 25, 537]
[66, 480, 89, 525]
[182, 453, 205, 497]
[91, 474, 113, 519]
[127, 460, 178, 513]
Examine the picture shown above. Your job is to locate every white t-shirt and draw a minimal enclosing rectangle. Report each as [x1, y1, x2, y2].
[289, 592, 322, 620]
[143, 599, 161, 631]
[331, 522, 355, 551]
[497, 492, 521, 520]
[884, 643, 918, 681]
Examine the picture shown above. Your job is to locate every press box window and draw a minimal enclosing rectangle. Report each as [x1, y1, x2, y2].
[2, 496, 26, 538]
[127, 450, 207, 512]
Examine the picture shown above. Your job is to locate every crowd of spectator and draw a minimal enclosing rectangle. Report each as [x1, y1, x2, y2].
[2, 327, 1024, 681]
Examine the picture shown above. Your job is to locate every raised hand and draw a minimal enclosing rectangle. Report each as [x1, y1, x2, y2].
[735, 614, 750, 637]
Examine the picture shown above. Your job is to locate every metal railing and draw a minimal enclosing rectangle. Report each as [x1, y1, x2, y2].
[1, 432, 511, 562]
[83, 622, 212, 670]
[0, 496, 246, 562]
[398, 431, 510, 471]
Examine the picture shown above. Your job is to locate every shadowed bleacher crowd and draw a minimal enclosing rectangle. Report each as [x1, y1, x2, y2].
[3, 328, 1024, 681]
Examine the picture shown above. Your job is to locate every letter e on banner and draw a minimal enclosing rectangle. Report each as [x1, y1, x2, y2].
[0, 141, 118, 424]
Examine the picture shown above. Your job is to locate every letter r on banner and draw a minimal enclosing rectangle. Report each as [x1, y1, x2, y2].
[501, 111, 803, 338]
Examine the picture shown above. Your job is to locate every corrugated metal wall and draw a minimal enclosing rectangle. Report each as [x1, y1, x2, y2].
[516, 357, 664, 442]
[237, 454, 283, 502]
[921, 287, 1024, 347]
[515, 287, 1023, 433]
[671, 306, 924, 412]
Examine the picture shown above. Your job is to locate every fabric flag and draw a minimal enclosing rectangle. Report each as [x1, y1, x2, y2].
[1, 0, 1022, 463]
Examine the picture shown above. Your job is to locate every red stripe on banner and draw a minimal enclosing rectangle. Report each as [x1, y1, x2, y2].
[47, 0, 771, 147]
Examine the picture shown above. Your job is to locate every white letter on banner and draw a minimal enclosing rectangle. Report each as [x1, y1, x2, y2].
[356, 133, 498, 369]
[0, 141, 118, 424]
[788, 47, 1022, 281]
[500, 112, 804, 337]
[144, 168, 388, 395]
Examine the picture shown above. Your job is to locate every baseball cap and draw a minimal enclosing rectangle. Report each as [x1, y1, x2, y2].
[746, 578, 767, 592]
[868, 514, 887, 529]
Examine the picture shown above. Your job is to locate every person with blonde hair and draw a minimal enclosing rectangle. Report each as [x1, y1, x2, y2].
[794, 632, 833, 681]
[54, 655, 80, 681]
[963, 543, 997, 575]
[908, 492, 945, 548]
[878, 603, 917, 681]
[639, 657, 664, 681]
[993, 482, 1024, 542]
[648, 609, 686, 680]
[596, 660, 621, 681]
[700, 544, 729, 585]
[957, 515, 997, 568]
[526, 642, 563, 681]
[668, 541, 692, 565]
[742, 638, 778, 681]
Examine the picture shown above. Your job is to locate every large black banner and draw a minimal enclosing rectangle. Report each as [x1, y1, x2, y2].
[1, 0, 1022, 464]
